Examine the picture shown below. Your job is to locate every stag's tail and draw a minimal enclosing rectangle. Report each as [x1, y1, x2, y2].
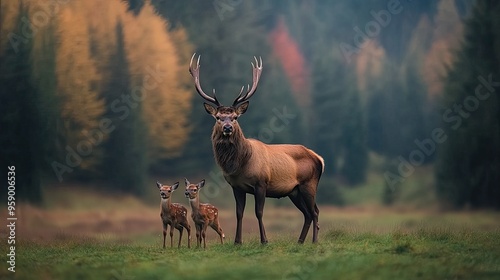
[317, 154, 325, 174]
[308, 149, 325, 176]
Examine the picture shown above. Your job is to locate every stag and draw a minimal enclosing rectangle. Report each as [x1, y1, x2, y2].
[189, 54, 324, 244]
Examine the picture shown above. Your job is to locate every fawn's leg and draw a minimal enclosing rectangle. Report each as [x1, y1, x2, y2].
[210, 222, 224, 244]
[169, 225, 175, 248]
[195, 224, 201, 247]
[162, 223, 167, 249]
[202, 223, 209, 249]
[181, 221, 191, 249]
[177, 226, 183, 248]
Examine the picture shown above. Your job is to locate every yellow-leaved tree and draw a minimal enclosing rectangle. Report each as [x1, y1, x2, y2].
[55, 3, 105, 171]
[121, 2, 193, 162]
[77, 0, 194, 163]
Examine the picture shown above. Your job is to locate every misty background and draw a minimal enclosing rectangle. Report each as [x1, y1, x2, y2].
[1, 0, 498, 210]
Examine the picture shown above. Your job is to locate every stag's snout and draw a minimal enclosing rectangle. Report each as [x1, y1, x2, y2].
[223, 124, 233, 135]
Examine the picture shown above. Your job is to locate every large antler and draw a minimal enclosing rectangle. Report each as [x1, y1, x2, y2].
[189, 53, 221, 107]
[232, 56, 263, 107]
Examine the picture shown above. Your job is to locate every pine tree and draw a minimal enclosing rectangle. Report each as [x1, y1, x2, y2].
[436, 0, 500, 209]
[309, 48, 367, 184]
[366, 58, 427, 159]
[31, 5, 60, 179]
[286, 1, 368, 184]
[100, 20, 148, 195]
[340, 89, 368, 184]
[0, 3, 43, 203]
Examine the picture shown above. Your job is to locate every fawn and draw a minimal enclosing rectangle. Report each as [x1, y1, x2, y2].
[157, 181, 191, 249]
[184, 178, 224, 248]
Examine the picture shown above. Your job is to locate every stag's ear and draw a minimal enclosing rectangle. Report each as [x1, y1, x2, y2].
[235, 101, 249, 115]
[204, 103, 217, 116]
[184, 178, 190, 186]
[198, 179, 206, 189]
[171, 182, 179, 191]
[156, 181, 162, 189]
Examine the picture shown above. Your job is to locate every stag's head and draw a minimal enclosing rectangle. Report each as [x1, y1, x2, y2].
[189, 54, 262, 137]
[184, 178, 205, 199]
[156, 181, 179, 200]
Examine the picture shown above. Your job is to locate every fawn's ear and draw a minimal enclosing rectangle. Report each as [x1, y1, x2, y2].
[156, 181, 162, 189]
[184, 178, 190, 186]
[171, 182, 179, 191]
[204, 103, 217, 116]
[198, 179, 206, 189]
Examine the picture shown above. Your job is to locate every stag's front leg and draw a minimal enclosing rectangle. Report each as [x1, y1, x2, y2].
[254, 185, 268, 244]
[232, 187, 246, 245]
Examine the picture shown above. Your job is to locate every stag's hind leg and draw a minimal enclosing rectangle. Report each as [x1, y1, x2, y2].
[298, 184, 319, 243]
[288, 189, 313, 244]
[315, 203, 320, 231]
[254, 186, 268, 244]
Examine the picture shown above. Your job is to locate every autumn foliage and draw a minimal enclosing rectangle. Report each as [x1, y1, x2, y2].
[269, 17, 310, 106]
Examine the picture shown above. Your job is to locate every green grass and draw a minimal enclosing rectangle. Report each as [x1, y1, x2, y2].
[2, 180, 498, 280]
[3, 225, 500, 280]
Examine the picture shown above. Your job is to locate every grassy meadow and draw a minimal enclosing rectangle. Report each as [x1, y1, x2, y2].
[1, 177, 500, 280]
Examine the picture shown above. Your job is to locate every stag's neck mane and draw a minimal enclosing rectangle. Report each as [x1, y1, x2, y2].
[212, 126, 251, 175]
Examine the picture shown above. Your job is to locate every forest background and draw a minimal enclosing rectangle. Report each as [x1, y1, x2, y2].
[1, 0, 499, 210]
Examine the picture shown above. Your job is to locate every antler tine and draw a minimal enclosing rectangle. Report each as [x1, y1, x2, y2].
[189, 53, 221, 107]
[232, 56, 263, 106]
[212, 89, 221, 105]
[234, 86, 246, 102]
